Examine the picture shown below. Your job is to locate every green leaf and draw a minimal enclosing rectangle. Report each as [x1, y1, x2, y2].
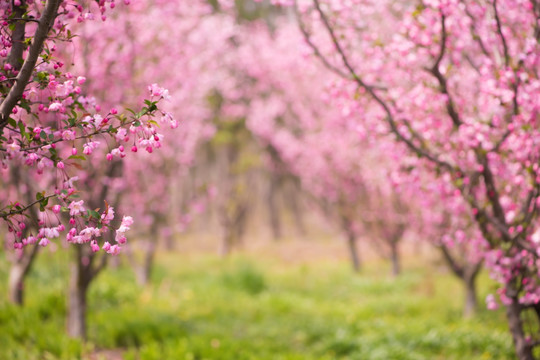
[7, 118, 16, 128]
[37, 71, 48, 82]
[17, 121, 25, 135]
[39, 197, 49, 212]
[87, 210, 100, 220]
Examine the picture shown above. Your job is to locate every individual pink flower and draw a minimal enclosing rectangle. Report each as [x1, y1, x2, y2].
[62, 130, 76, 140]
[90, 240, 100, 252]
[26, 236, 37, 245]
[48, 102, 62, 112]
[107, 244, 121, 255]
[101, 207, 115, 224]
[148, 83, 170, 100]
[68, 200, 85, 216]
[102, 241, 111, 252]
[486, 294, 499, 310]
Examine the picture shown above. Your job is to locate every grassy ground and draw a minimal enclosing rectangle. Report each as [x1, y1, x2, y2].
[0, 246, 513, 360]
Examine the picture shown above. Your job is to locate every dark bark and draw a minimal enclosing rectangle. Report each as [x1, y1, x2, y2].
[7, 0, 26, 71]
[505, 299, 534, 360]
[1, 0, 62, 129]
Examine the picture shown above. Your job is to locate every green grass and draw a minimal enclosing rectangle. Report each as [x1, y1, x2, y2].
[0, 250, 513, 359]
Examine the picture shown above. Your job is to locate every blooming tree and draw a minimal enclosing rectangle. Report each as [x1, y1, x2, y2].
[0, 0, 173, 256]
[0, 0, 179, 339]
[291, 0, 540, 357]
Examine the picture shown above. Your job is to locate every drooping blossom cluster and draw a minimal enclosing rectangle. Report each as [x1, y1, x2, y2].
[61, 0, 225, 244]
[0, 0, 177, 254]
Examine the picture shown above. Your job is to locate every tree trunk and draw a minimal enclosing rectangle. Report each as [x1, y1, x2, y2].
[346, 231, 360, 272]
[164, 233, 174, 251]
[463, 272, 478, 318]
[290, 196, 306, 237]
[220, 231, 232, 257]
[135, 241, 156, 286]
[439, 244, 482, 318]
[506, 299, 534, 360]
[66, 246, 95, 340]
[285, 181, 306, 237]
[67, 267, 89, 338]
[390, 241, 400, 277]
[268, 175, 282, 241]
[8, 263, 25, 305]
[8, 245, 39, 305]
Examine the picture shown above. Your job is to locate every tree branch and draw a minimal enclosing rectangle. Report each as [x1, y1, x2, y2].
[427, 12, 462, 128]
[6, 0, 27, 72]
[311, 0, 454, 171]
[1, 194, 56, 220]
[493, 0, 510, 66]
[294, 0, 350, 80]
[0, 0, 61, 130]
[439, 243, 465, 278]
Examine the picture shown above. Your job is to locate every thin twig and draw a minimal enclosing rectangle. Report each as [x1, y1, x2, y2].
[311, 0, 454, 170]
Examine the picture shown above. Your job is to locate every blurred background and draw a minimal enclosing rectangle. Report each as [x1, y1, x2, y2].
[0, 0, 517, 359]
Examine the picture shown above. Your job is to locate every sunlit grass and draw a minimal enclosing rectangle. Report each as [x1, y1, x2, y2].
[0, 248, 513, 359]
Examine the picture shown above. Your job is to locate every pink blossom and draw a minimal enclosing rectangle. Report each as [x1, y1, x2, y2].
[48, 102, 62, 112]
[102, 241, 111, 252]
[90, 240, 100, 252]
[68, 200, 85, 216]
[107, 244, 121, 255]
[101, 207, 115, 224]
